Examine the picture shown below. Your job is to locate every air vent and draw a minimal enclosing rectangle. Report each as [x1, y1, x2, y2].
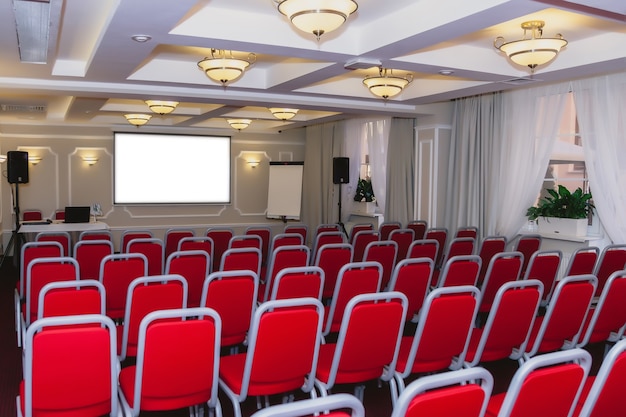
[501, 77, 539, 86]
[0, 104, 47, 113]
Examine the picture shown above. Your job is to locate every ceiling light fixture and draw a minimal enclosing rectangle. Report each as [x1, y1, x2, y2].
[124, 113, 152, 127]
[275, 0, 358, 40]
[145, 100, 179, 115]
[494, 20, 567, 73]
[269, 108, 299, 121]
[131, 34, 152, 43]
[363, 68, 413, 100]
[228, 119, 252, 131]
[197, 49, 256, 86]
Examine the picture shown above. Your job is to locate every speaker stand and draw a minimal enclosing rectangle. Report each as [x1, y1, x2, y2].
[337, 183, 348, 239]
[0, 183, 24, 270]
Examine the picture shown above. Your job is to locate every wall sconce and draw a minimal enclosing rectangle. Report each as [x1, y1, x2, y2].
[28, 155, 42, 165]
[247, 160, 260, 168]
[82, 156, 99, 166]
[0, 155, 6, 163]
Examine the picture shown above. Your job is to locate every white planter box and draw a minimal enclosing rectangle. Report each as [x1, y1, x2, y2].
[353, 202, 376, 214]
[537, 217, 588, 237]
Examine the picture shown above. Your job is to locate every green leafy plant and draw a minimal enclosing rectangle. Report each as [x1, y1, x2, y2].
[526, 185, 594, 221]
[354, 178, 376, 202]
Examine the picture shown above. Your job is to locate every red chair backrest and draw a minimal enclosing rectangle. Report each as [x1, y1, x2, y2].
[407, 239, 439, 262]
[164, 229, 194, 260]
[477, 236, 507, 285]
[352, 230, 379, 262]
[406, 220, 428, 241]
[389, 229, 415, 262]
[166, 250, 210, 308]
[206, 228, 234, 272]
[363, 241, 397, 289]
[314, 243, 353, 299]
[436, 255, 481, 288]
[389, 258, 434, 320]
[127, 238, 164, 276]
[74, 240, 113, 280]
[264, 245, 311, 301]
[479, 251, 523, 312]
[99, 253, 148, 320]
[270, 266, 324, 302]
[221, 247, 262, 277]
[523, 250, 562, 303]
[594, 245, 626, 296]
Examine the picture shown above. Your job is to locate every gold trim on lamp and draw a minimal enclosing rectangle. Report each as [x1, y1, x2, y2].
[197, 49, 256, 86]
[363, 68, 413, 100]
[82, 156, 99, 166]
[269, 108, 299, 121]
[124, 113, 152, 127]
[145, 100, 179, 115]
[28, 155, 42, 165]
[247, 160, 260, 168]
[494, 20, 567, 73]
[275, 0, 358, 40]
[228, 119, 252, 131]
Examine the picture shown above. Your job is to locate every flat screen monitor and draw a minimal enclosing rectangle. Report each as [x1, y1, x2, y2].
[64, 206, 91, 223]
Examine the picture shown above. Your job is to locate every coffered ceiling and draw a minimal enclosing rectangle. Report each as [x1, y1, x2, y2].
[0, 0, 624, 136]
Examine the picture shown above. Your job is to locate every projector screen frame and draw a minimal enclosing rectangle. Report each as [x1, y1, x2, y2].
[113, 131, 232, 205]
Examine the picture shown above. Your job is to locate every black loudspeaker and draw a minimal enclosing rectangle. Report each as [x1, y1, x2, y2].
[333, 157, 349, 184]
[7, 151, 29, 184]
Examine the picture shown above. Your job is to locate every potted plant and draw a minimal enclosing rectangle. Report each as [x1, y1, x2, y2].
[354, 177, 376, 214]
[526, 185, 594, 236]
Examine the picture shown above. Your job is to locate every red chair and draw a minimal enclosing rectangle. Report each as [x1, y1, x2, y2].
[435, 255, 482, 288]
[79, 230, 113, 242]
[53, 209, 65, 220]
[389, 228, 415, 262]
[262, 244, 310, 302]
[120, 229, 154, 253]
[229, 234, 263, 250]
[392, 286, 481, 395]
[523, 275, 596, 360]
[17, 240, 64, 302]
[165, 250, 210, 308]
[246, 226, 272, 265]
[351, 230, 379, 262]
[349, 223, 374, 244]
[206, 227, 234, 272]
[575, 338, 626, 417]
[425, 227, 449, 268]
[323, 261, 383, 336]
[592, 244, 626, 296]
[74, 239, 114, 280]
[221, 247, 263, 277]
[17, 314, 120, 417]
[22, 256, 80, 333]
[36, 231, 71, 257]
[513, 234, 542, 277]
[316, 223, 341, 236]
[99, 253, 148, 321]
[163, 227, 195, 260]
[22, 209, 43, 221]
[476, 236, 507, 285]
[464, 279, 543, 368]
[314, 242, 353, 299]
[250, 393, 364, 417]
[406, 239, 439, 262]
[218, 298, 324, 417]
[284, 223, 308, 245]
[363, 240, 398, 290]
[391, 367, 493, 417]
[441, 237, 476, 264]
[268, 232, 304, 255]
[177, 236, 214, 271]
[562, 246, 599, 278]
[311, 231, 345, 263]
[478, 251, 524, 313]
[126, 237, 164, 276]
[455, 226, 479, 239]
[379, 221, 402, 241]
[38, 279, 106, 320]
[485, 348, 591, 417]
[576, 270, 626, 349]
[521, 250, 563, 305]
[201, 270, 258, 350]
[118, 307, 221, 416]
[314, 292, 408, 403]
[268, 265, 325, 302]
[388, 257, 434, 322]
[118, 274, 188, 361]
[406, 220, 428, 241]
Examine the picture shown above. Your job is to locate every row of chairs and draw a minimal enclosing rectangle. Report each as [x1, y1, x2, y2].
[17, 283, 626, 417]
[21, 208, 65, 221]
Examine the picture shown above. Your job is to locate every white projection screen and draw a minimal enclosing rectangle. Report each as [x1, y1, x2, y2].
[114, 132, 231, 204]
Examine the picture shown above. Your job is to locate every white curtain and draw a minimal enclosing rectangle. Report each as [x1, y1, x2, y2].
[572, 72, 626, 243]
[494, 83, 570, 241]
[367, 118, 391, 214]
[386, 118, 415, 226]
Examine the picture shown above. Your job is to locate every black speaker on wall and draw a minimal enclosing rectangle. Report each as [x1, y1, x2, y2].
[333, 157, 349, 184]
[7, 151, 29, 184]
